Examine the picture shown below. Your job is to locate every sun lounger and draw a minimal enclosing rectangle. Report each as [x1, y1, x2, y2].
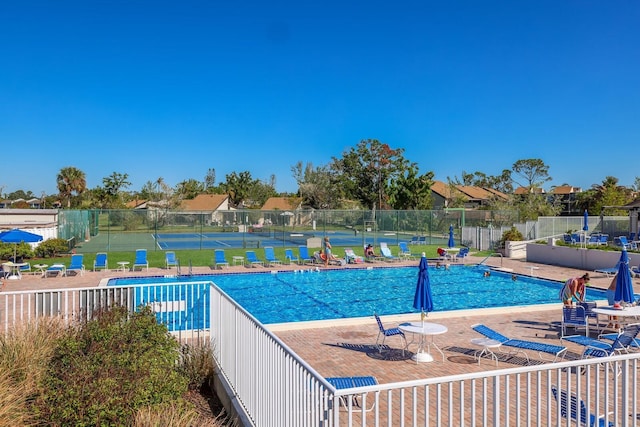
[472, 323, 567, 362]
[325, 376, 378, 411]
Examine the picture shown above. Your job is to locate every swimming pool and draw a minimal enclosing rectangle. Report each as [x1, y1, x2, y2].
[108, 265, 608, 325]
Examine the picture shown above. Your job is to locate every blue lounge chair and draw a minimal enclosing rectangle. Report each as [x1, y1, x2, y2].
[263, 246, 282, 267]
[456, 247, 470, 262]
[93, 253, 108, 271]
[379, 243, 399, 262]
[284, 248, 299, 264]
[245, 250, 264, 267]
[298, 246, 315, 264]
[165, 251, 178, 269]
[563, 323, 640, 356]
[472, 323, 567, 362]
[344, 248, 364, 264]
[19, 263, 31, 275]
[551, 385, 614, 427]
[214, 249, 229, 269]
[67, 254, 85, 276]
[374, 314, 406, 354]
[132, 249, 148, 271]
[398, 242, 414, 260]
[45, 264, 66, 277]
[594, 262, 619, 277]
[325, 376, 378, 411]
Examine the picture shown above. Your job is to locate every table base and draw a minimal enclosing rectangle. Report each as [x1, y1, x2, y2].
[412, 352, 434, 363]
[7, 275, 20, 280]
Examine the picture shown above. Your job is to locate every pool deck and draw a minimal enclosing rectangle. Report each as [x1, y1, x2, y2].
[2, 255, 638, 383]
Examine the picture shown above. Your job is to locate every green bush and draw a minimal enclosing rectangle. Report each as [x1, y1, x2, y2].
[36, 305, 189, 426]
[0, 242, 34, 261]
[498, 227, 524, 248]
[34, 238, 70, 258]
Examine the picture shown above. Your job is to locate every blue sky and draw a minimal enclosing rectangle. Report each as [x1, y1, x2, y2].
[1, 1, 639, 196]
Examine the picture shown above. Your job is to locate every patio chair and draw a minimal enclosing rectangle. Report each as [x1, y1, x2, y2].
[67, 254, 85, 276]
[45, 264, 66, 277]
[456, 247, 470, 262]
[165, 251, 178, 269]
[19, 263, 31, 275]
[379, 243, 399, 262]
[263, 246, 282, 267]
[578, 301, 599, 331]
[562, 323, 640, 356]
[374, 314, 406, 354]
[93, 253, 108, 271]
[284, 248, 299, 264]
[214, 249, 229, 269]
[551, 385, 614, 427]
[561, 306, 589, 337]
[298, 246, 315, 264]
[398, 242, 413, 260]
[132, 249, 149, 271]
[471, 323, 567, 363]
[245, 250, 264, 267]
[344, 248, 364, 264]
[325, 376, 378, 412]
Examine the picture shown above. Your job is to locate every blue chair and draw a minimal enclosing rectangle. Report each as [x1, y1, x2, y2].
[214, 249, 229, 269]
[561, 323, 640, 356]
[379, 243, 399, 262]
[284, 248, 299, 265]
[263, 246, 282, 266]
[398, 242, 413, 259]
[551, 385, 613, 427]
[456, 247, 470, 262]
[561, 306, 589, 337]
[374, 314, 406, 354]
[298, 246, 315, 264]
[67, 254, 85, 276]
[93, 253, 108, 271]
[132, 249, 148, 271]
[472, 323, 567, 362]
[325, 376, 378, 411]
[245, 250, 264, 267]
[165, 251, 178, 269]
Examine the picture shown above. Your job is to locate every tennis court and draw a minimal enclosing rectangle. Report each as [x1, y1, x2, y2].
[76, 229, 447, 253]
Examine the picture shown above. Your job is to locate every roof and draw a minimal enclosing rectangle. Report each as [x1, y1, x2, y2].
[455, 185, 494, 201]
[180, 194, 229, 211]
[126, 199, 147, 209]
[483, 187, 509, 200]
[550, 185, 582, 195]
[514, 186, 546, 195]
[430, 181, 454, 199]
[261, 197, 302, 211]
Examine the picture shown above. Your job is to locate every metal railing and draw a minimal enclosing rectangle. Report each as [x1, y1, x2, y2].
[3, 283, 640, 426]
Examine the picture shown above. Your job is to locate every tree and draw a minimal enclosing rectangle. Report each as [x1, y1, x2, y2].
[511, 158, 551, 190]
[175, 179, 204, 200]
[578, 176, 633, 215]
[204, 168, 216, 191]
[388, 165, 433, 210]
[331, 139, 409, 210]
[291, 161, 342, 209]
[56, 166, 87, 208]
[220, 171, 255, 207]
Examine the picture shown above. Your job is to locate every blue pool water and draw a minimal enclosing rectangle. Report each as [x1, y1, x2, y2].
[109, 265, 608, 325]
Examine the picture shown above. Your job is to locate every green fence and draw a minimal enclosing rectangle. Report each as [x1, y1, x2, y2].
[61, 208, 519, 253]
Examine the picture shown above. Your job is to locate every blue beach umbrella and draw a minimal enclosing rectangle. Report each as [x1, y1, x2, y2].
[0, 228, 43, 261]
[614, 249, 634, 303]
[582, 210, 589, 232]
[447, 225, 455, 248]
[413, 254, 433, 324]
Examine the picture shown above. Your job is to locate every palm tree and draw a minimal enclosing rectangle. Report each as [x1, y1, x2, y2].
[56, 167, 86, 208]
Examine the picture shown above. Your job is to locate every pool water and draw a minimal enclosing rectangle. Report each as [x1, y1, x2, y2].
[109, 265, 608, 324]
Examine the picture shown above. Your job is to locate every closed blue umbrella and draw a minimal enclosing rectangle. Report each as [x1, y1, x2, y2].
[614, 249, 634, 303]
[447, 225, 455, 248]
[0, 228, 43, 260]
[582, 210, 589, 232]
[413, 254, 433, 324]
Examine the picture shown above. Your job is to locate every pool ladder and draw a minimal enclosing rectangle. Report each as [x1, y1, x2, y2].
[175, 260, 193, 277]
[477, 252, 503, 267]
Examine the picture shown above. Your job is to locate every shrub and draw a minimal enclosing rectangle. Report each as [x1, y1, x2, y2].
[498, 227, 524, 248]
[34, 238, 70, 258]
[178, 341, 216, 391]
[36, 305, 189, 426]
[0, 242, 34, 261]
